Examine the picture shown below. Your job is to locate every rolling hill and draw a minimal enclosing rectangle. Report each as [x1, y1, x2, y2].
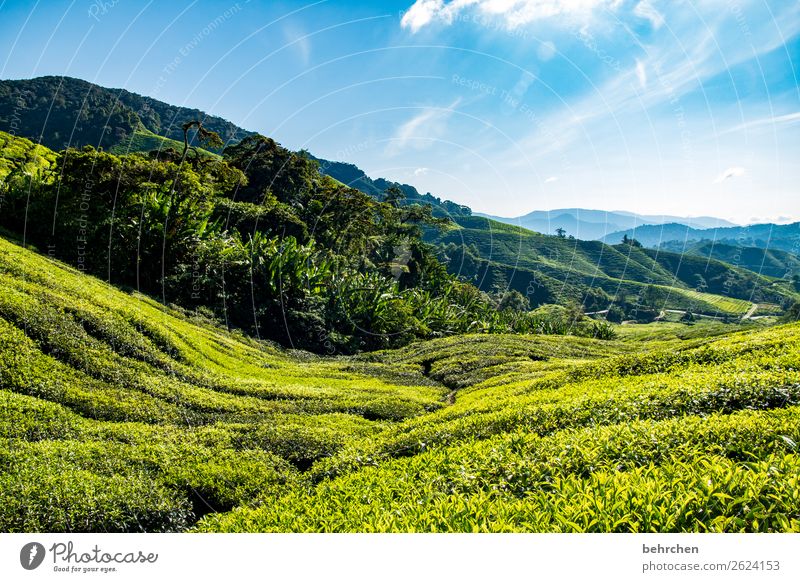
[684, 241, 800, 280]
[2, 231, 799, 532]
[428, 215, 797, 315]
[2, 75, 800, 535]
[310, 155, 472, 218]
[603, 222, 800, 254]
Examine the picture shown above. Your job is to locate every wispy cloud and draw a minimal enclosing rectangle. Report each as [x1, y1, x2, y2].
[714, 166, 746, 183]
[633, 0, 664, 30]
[386, 98, 462, 154]
[635, 59, 646, 89]
[496, 2, 800, 166]
[537, 40, 557, 61]
[544, 176, 559, 183]
[718, 112, 800, 136]
[414, 167, 430, 175]
[283, 24, 311, 66]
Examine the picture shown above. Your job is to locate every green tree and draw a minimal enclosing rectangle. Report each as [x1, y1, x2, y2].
[642, 284, 661, 309]
[181, 120, 224, 163]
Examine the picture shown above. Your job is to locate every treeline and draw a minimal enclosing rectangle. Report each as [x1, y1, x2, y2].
[1, 130, 606, 352]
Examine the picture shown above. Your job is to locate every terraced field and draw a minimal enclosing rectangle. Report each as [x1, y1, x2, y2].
[430, 216, 796, 315]
[2, 234, 799, 533]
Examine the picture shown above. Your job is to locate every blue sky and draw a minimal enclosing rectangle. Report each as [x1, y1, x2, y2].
[0, 0, 798, 223]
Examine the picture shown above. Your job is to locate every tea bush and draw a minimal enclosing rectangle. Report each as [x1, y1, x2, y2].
[2, 233, 799, 532]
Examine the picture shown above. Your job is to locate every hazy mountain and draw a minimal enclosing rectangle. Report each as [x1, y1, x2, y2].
[0, 76, 472, 218]
[477, 208, 737, 241]
[603, 222, 800, 254]
[426, 216, 796, 313]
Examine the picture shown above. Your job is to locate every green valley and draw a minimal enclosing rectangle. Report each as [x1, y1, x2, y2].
[1, 232, 799, 532]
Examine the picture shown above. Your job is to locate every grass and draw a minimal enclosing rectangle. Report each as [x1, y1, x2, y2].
[108, 128, 220, 158]
[1, 233, 799, 532]
[676, 289, 752, 315]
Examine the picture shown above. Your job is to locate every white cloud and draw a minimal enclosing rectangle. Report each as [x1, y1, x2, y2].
[386, 98, 462, 154]
[544, 176, 559, 183]
[537, 40, 557, 61]
[414, 167, 430, 175]
[498, 2, 800, 167]
[401, 0, 612, 32]
[401, 0, 445, 33]
[714, 167, 746, 183]
[748, 215, 796, 225]
[635, 59, 646, 89]
[633, 0, 664, 30]
[283, 25, 312, 66]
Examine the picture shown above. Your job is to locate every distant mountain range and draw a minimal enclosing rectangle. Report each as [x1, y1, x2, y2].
[477, 209, 738, 241]
[602, 222, 800, 255]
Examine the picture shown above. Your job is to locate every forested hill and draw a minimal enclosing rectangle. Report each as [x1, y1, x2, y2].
[1, 76, 470, 218]
[311, 155, 472, 218]
[0, 76, 255, 152]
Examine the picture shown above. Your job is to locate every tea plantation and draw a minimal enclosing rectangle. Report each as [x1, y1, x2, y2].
[1, 234, 799, 532]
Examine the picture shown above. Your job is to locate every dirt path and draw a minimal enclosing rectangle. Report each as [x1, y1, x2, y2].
[741, 303, 759, 320]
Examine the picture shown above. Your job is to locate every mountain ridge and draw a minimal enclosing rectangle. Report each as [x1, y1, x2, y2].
[477, 208, 738, 241]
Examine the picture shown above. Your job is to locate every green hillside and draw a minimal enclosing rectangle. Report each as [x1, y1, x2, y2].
[605, 221, 800, 254]
[429, 216, 796, 316]
[312, 155, 472, 218]
[108, 128, 220, 159]
[2, 233, 799, 532]
[0, 130, 56, 179]
[685, 241, 800, 280]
